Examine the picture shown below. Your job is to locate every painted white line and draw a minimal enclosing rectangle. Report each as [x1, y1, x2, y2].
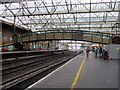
[25, 54, 81, 89]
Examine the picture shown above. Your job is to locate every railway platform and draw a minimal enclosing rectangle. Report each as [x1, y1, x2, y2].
[1, 50, 83, 89]
[26, 51, 118, 89]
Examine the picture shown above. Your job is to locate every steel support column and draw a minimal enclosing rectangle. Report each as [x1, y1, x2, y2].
[118, 1, 120, 36]
[89, 0, 92, 42]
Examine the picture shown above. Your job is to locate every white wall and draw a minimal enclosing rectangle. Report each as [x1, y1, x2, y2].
[103, 44, 120, 59]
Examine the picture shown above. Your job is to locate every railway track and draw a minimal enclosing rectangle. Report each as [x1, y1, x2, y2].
[1, 50, 83, 89]
[2, 55, 57, 75]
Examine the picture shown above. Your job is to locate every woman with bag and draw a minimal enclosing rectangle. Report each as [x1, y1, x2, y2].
[86, 47, 90, 57]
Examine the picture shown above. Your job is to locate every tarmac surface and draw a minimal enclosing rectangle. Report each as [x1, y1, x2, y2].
[26, 51, 118, 89]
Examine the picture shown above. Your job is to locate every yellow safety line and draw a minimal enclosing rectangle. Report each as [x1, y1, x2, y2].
[70, 55, 86, 90]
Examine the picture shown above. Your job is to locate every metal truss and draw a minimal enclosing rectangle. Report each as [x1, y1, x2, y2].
[0, 0, 120, 34]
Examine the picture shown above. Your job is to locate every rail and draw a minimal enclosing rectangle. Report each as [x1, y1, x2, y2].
[1, 50, 83, 89]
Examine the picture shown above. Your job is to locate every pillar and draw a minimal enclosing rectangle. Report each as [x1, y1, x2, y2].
[118, 2, 120, 36]
[47, 41, 50, 50]
[32, 42, 35, 50]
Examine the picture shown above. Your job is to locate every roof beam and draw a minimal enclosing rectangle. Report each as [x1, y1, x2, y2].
[23, 21, 117, 25]
[65, 0, 70, 13]
[1, 8, 119, 17]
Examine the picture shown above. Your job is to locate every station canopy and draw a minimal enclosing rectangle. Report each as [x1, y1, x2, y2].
[0, 0, 120, 34]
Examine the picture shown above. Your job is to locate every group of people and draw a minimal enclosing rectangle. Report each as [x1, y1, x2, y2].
[85, 46, 109, 60]
[95, 47, 109, 60]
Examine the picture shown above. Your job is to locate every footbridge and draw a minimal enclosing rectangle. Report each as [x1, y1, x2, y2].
[13, 30, 113, 44]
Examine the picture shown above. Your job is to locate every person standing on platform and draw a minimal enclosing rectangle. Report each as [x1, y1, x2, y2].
[95, 47, 98, 58]
[102, 49, 105, 59]
[86, 47, 90, 57]
[99, 47, 102, 58]
[104, 50, 109, 60]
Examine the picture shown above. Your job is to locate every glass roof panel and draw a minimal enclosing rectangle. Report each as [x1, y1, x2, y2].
[0, 0, 119, 34]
